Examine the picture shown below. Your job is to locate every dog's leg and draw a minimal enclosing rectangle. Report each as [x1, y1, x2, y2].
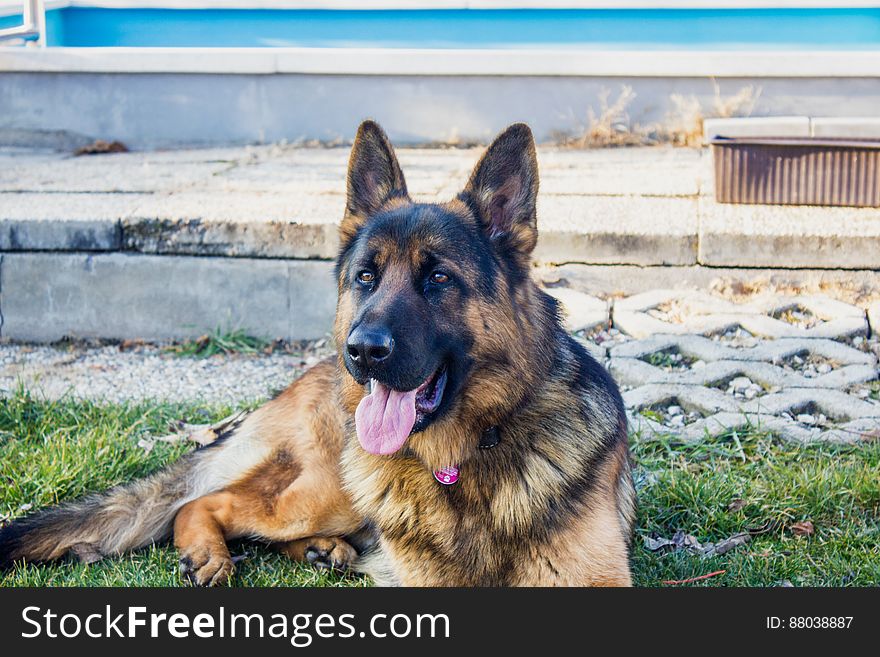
[174, 470, 361, 586]
[174, 491, 239, 586]
[275, 537, 358, 570]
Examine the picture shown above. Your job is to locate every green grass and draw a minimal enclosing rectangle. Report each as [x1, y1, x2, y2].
[1, 390, 877, 587]
[642, 348, 697, 371]
[632, 429, 880, 586]
[166, 328, 270, 358]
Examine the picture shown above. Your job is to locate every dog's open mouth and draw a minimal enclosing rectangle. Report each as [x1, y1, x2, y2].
[354, 366, 447, 455]
[414, 366, 447, 416]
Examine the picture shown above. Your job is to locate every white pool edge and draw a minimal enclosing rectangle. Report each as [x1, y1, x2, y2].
[2, 47, 880, 76]
[5, 1, 880, 14]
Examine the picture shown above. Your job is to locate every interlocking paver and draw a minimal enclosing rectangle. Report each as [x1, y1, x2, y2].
[610, 334, 876, 366]
[544, 287, 610, 332]
[628, 410, 880, 445]
[611, 358, 877, 390]
[613, 290, 868, 339]
[740, 389, 880, 420]
[623, 384, 739, 416]
[869, 302, 880, 338]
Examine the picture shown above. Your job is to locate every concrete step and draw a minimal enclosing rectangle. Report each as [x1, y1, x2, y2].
[4, 145, 880, 268]
[2, 145, 880, 341]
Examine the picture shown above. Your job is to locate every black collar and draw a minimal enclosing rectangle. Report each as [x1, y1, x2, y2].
[479, 426, 500, 449]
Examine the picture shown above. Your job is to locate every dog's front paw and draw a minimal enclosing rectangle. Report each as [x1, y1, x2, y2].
[304, 538, 357, 571]
[179, 544, 234, 586]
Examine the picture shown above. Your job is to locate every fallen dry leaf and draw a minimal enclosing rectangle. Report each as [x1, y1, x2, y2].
[727, 498, 746, 512]
[138, 411, 250, 453]
[119, 339, 146, 352]
[75, 139, 128, 156]
[859, 429, 880, 442]
[704, 532, 750, 557]
[791, 520, 815, 536]
[137, 437, 155, 454]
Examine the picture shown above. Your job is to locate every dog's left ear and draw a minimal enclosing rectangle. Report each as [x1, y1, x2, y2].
[340, 120, 409, 247]
[461, 123, 539, 255]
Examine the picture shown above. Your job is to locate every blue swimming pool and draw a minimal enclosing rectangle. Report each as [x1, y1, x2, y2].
[2, 6, 880, 50]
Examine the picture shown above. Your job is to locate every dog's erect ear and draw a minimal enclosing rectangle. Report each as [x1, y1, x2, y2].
[340, 120, 408, 245]
[461, 123, 539, 255]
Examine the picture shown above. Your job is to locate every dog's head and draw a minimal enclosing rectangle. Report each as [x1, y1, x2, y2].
[335, 121, 551, 462]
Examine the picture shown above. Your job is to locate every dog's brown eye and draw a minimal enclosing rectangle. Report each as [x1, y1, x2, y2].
[357, 270, 375, 284]
[430, 271, 450, 285]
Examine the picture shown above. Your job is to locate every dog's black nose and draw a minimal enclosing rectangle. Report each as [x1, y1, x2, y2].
[347, 326, 394, 368]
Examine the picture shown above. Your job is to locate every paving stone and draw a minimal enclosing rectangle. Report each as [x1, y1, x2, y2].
[624, 384, 739, 416]
[613, 289, 868, 339]
[571, 336, 607, 364]
[740, 389, 880, 420]
[869, 302, 880, 338]
[543, 287, 610, 332]
[610, 335, 876, 366]
[626, 383, 880, 436]
[679, 412, 877, 445]
[628, 409, 880, 445]
[610, 358, 878, 390]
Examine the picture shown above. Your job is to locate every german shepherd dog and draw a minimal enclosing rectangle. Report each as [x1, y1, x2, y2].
[0, 122, 635, 586]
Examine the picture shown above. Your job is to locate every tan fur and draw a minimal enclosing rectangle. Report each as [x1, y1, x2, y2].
[170, 360, 363, 585]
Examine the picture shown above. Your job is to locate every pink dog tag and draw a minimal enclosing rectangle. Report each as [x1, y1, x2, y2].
[433, 465, 460, 485]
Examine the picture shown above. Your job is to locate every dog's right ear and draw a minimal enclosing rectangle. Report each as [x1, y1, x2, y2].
[340, 120, 408, 246]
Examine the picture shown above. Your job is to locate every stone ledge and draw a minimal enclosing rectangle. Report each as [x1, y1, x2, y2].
[697, 197, 880, 270]
[0, 253, 336, 342]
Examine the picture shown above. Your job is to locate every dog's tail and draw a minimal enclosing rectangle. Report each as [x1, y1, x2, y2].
[0, 413, 252, 570]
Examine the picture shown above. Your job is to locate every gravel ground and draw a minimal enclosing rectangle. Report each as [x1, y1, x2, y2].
[0, 342, 334, 405]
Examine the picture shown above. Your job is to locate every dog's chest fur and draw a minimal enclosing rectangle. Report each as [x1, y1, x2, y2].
[343, 447, 537, 586]
[341, 396, 625, 586]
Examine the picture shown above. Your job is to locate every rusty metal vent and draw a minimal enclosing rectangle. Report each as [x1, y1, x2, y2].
[711, 136, 880, 207]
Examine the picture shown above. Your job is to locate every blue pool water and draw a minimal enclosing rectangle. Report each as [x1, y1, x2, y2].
[2, 7, 879, 50]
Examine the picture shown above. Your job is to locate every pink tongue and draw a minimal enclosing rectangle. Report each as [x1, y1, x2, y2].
[355, 381, 418, 455]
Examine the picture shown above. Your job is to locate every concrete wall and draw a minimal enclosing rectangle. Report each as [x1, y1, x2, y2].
[0, 253, 338, 341]
[2, 72, 880, 149]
